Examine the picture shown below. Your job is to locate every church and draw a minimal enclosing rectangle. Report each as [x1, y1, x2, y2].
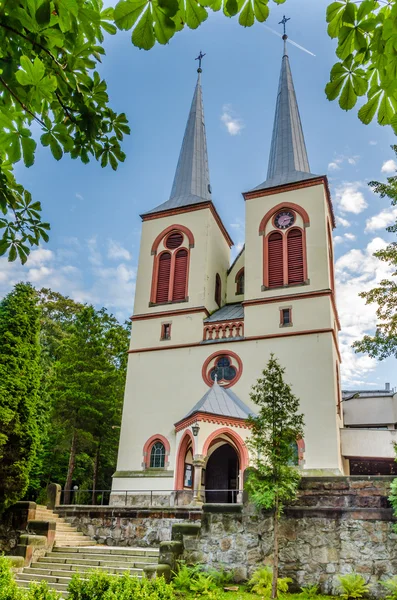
[111, 34, 346, 505]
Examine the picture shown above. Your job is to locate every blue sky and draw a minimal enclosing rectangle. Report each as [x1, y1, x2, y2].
[1, 0, 396, 389]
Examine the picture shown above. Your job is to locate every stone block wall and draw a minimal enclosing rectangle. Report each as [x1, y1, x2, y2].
[55, 505, 202, 547]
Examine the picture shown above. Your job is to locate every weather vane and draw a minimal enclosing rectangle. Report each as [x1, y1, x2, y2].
[279, 15, 290, 38]
[195, 50, 206, 73]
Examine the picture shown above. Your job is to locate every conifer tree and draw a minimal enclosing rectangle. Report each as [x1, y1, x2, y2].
[0, 283, 42, 513]
[246, 354, 304, 599]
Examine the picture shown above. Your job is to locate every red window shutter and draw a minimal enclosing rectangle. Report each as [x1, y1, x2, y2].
[173, 249, 188, 301]
[287, 229, 304, 284]
[156, 253, 171, 303]
[165, 232, 183, 249]
[268, 232, 284, 288]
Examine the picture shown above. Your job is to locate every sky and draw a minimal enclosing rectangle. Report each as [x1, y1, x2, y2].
[1, 0, 396, 389]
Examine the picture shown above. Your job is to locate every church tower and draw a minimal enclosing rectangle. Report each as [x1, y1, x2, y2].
[112, 39, 344, 506]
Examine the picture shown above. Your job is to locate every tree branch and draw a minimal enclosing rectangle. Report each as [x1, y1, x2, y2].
[0, 77, 45, 127]
[55, 91, 77, 124]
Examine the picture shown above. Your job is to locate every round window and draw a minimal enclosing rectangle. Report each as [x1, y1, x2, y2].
[202, 351, 242, 388]
[165, 232, 183, 249]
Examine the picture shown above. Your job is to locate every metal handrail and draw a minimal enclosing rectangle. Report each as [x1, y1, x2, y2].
[59, 488, 244, 507]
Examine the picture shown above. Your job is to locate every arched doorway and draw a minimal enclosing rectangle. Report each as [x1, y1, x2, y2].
[205, 442, 239, 503]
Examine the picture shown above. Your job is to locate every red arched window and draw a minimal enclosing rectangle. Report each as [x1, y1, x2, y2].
[215, 273, 221, 306]
[151, 228, 191, 304]
[156, 253, 171, 303]
[173, 249, 188, 301]
[287, 229, 304, 285]
[268, 232, 284, 288]
[235, 268, 244, 295]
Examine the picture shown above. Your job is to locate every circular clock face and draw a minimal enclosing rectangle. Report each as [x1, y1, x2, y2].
[275, 211, 295, 230]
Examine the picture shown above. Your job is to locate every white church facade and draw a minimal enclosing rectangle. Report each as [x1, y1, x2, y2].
[112, 38, 347, 505]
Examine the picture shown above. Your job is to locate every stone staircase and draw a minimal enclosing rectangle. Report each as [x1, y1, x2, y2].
[15, 546, 160, 597]
[35, 505, 94, 547]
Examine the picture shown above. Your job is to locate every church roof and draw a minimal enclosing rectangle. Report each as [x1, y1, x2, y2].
[204, 303, 244, 323]
[142, 71, 212, 216]
[182, 380, 254, 421]
[251, 37, 319, 193]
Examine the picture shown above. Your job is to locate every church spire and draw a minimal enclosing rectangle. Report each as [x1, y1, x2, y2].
[252, 19, 318, 192]
[143, 53, 212, 216]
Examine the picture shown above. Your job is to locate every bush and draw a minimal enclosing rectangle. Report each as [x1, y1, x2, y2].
[68, 571, 176, 600]
[300, 584, 319, 598]
[337, 574, 369, 599]
[26, 582, 62, 600]
[172, 564, 202, 594]
[380, 577, 397, 600]
[247, 566, 292, 597]
[0, 555, 22, 600]
[206, 568, 235, 587]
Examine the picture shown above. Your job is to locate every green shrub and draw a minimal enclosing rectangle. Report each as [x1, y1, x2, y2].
[247, 566, 292, 597]
[380, 577, 397, 600]
[189, 573, 218, 596]
[68, 570, 176, 600]
[172, 563, 201, 593]
[337, 573, 369, 599]
[0, 555, 22, 600]
[26, 582, 61, 600]
[300, 584, 319, 598]
[206, 568, 235, 587]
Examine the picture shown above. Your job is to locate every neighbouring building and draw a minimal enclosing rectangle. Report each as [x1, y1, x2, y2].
[112, 32, 348, 506]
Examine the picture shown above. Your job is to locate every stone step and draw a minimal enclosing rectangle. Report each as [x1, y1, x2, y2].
[34, 559, 147, 572]
[26, 565, 143, 577]
[56, 525, 74, 530]
[55, 533, 86, 539]
[36, 511, 60, 519]
[17, 573, 75, 584]
[51, 546, 158, 556]
[16, 580, 70, 592]
[55, 541, 95, 547]
[40, 555, 158, 566]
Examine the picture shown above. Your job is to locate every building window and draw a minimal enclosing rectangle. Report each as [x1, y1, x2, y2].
[280, 308, 292, 327]
[184, 463, 194, 488]
[202, 350, 243, 388]
[235, 268, 244, 295]
[161, 323, 171, 340]
[150, 442, 166, 468]
[215, 273, 221, 307]
[287, 229, 304, 284]
[268, 232, 284, 288]
[151, 228, 191, 305]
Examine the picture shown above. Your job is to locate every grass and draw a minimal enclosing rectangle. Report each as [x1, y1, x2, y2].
[184, 590, 336, 600]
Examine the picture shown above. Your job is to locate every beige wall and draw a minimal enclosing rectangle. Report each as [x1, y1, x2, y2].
[344, 394, 397, 427]
[341, 428, 397, 459]
[115, 332, 343, 493]
[227, 249, 245, 304]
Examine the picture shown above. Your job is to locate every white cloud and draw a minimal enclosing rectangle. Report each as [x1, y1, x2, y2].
[333, 235, 344, 245]
[365, 206, 397, 232]
[347, 157, 359, 165]
[328, 155, 360, 172]
[107, 239, 131, 261]
[335, 237, 394, 385]
[75, 193, 84, 201]
[336, 216, 351, 228]
[0, 238, 137, 322]
[369, 141, 377, 146]
[344, 233, 356, 241]
[381, 159, 397, 174]
[220, 104, 244, 136]
[328, 161, 341, 171]
[335, 182, 368, 214]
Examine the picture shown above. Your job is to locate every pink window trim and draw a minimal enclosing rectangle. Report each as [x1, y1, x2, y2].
[175, 430, 195, 490]
[150, 246, 190, 304]
[143, 434, 170, 469]
[258, 202, 310, 235]
[151, 225, 195, 255]
[202, 427, 249, 473]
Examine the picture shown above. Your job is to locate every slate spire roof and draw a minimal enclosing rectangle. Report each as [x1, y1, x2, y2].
[252, 36, 319, 192]
[178, 379, 255, 423]
[143, 70, 212, 216]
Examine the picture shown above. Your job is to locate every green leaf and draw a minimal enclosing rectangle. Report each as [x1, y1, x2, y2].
[101, 21, 118, 34]
[253, 0, 269, 22]
[325, 77, 345, 101]
[152, 5, 176, 44]
[239, 0, 254, 26]
[358, 93, 381, 124]
[225, 0, 238, 16]
[114, 0, 147, 29]
[339, 78, 357, 110]
[36, 0, 51, 24]
[8, 245, 17, 262]
[185, 0, 208, 28]
[49, 136, 63, 160]
[326, 2, 345, 38]
[378, 94, 394, 125]
[337, 27, 356, 60]
[21, 137, 36, 168]
[357, 0, 377, 22]
[131, 6, 155, 49]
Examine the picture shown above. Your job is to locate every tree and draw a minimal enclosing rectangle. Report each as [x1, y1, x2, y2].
[353, 145, 397, 360]
[49, 304, 129, 502]
[245, 354, 304, 599]
[0, 0, 130, 264]
[0, 282, 42, 513]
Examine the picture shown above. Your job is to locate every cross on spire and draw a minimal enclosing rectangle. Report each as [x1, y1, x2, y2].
[279, 15, 290, 38]
[195, 50, 206, 73]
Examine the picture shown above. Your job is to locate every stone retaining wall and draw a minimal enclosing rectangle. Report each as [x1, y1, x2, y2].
[55, 505, 202, 547]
